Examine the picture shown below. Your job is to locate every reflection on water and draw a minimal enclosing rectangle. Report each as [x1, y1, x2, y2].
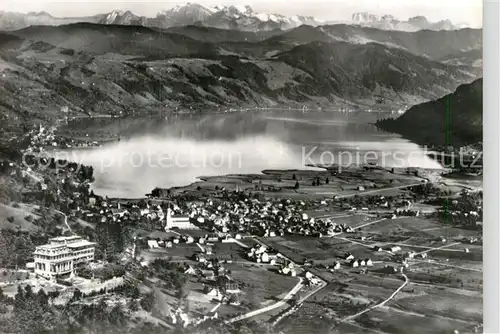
[62, 111, 441, 198]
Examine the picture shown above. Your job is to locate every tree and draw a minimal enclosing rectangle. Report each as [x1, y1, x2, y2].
[176, 282, 189, 301]
[13, 285, 25, 312]
[72, 288, 82, 301]
[228, 294, 239, 305]
[140, 293, 155, 312]
[216, 275, 229, 294]
[37, 289, 49, 307]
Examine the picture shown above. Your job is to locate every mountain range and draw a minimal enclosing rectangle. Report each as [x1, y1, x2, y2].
[351, 12, 469, 32]
[0, 21, 481, 132]
[0, 5, 474, 32]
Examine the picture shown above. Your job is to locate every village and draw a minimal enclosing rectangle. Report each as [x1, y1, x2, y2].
[0, 123, 484, 333]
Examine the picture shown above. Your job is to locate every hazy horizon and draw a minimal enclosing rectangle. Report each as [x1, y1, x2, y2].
[0, 0, 483, 27]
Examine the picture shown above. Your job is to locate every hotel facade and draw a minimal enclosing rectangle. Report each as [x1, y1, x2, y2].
[33, 235, 96, 279]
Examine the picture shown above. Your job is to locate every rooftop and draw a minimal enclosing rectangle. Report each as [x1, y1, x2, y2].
[66, 240, 96, 248]
[50, 235, 82, 242]
[35, 243, 67, 250]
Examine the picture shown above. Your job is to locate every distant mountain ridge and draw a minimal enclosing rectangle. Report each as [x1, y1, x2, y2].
[0, 5, 475, 32]
[350, 12, 469, 32]
[0, 22, 480, 128]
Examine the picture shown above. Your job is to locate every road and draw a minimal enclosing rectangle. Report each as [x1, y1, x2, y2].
[316, 176, 480, 199]
[315, 181, 426, 197]
[225, 277, 304, 324]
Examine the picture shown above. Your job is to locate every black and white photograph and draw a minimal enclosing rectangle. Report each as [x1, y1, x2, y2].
[0, 0, 486, 333]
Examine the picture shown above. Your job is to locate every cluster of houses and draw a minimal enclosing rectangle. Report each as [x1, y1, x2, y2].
[22, 124, 100, 153]
[344, 253, 374, 268]
[304, 271, 322, 285]
[171, 194, 340, 239]
[278, 262, 297, 277]
[246, 244, 282, 265]
[81, 200, 199, 232]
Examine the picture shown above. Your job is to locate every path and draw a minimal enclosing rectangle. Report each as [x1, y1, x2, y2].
[196, 243, 205, 253]
[414, 242, 461, 256]
[54, 209, 71, 233]
[353, 218, 387, 230]
[313, 213, 354, 220]
[321, 217, 391, 239]
[336, 235, 464, 325]
[225, 277, 304, 324]
[232, 239, 250, 248]
[339, 266, 409, 323]
[385, 242, 467, 253]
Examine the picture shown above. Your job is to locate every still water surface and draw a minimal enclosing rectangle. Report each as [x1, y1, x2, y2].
[62, 111, 441, 198]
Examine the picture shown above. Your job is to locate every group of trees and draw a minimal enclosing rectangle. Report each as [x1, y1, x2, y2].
[437, 190, 483, 228]
[10, 285, 56, 333]
[149, 259, 187, 292]
[0, 229, 48, 267]
[95, 222, 133, 261]
[77, 264, 126, 281]
[311, 177, 329, 187]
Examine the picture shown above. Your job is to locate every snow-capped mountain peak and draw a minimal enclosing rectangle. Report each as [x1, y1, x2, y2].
[105, 10, 124, 23]
[350, 12, 464, 32]
[0, 4, 470, 32]
[352, 12, 380, 24]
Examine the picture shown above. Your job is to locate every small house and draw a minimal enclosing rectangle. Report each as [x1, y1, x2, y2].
[147, 240, 159, 248]
[184, 266, 196, 275]
[344, 253, 355, 261]
[389, 246, 402, 253]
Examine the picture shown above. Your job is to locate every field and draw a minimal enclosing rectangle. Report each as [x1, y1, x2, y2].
[0, 202, 40, 231]
[258, 205, 482, 333]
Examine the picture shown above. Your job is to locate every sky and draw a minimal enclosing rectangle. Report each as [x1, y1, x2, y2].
[0, 0, 483, 27]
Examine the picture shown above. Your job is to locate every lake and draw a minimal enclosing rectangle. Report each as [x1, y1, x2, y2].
[58, 111, 442, 198]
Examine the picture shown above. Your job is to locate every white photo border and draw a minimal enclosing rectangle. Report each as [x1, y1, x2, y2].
[483, 0, 499, 332]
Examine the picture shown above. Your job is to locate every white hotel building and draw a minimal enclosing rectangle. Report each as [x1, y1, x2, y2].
[33, 235, 96, 279]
